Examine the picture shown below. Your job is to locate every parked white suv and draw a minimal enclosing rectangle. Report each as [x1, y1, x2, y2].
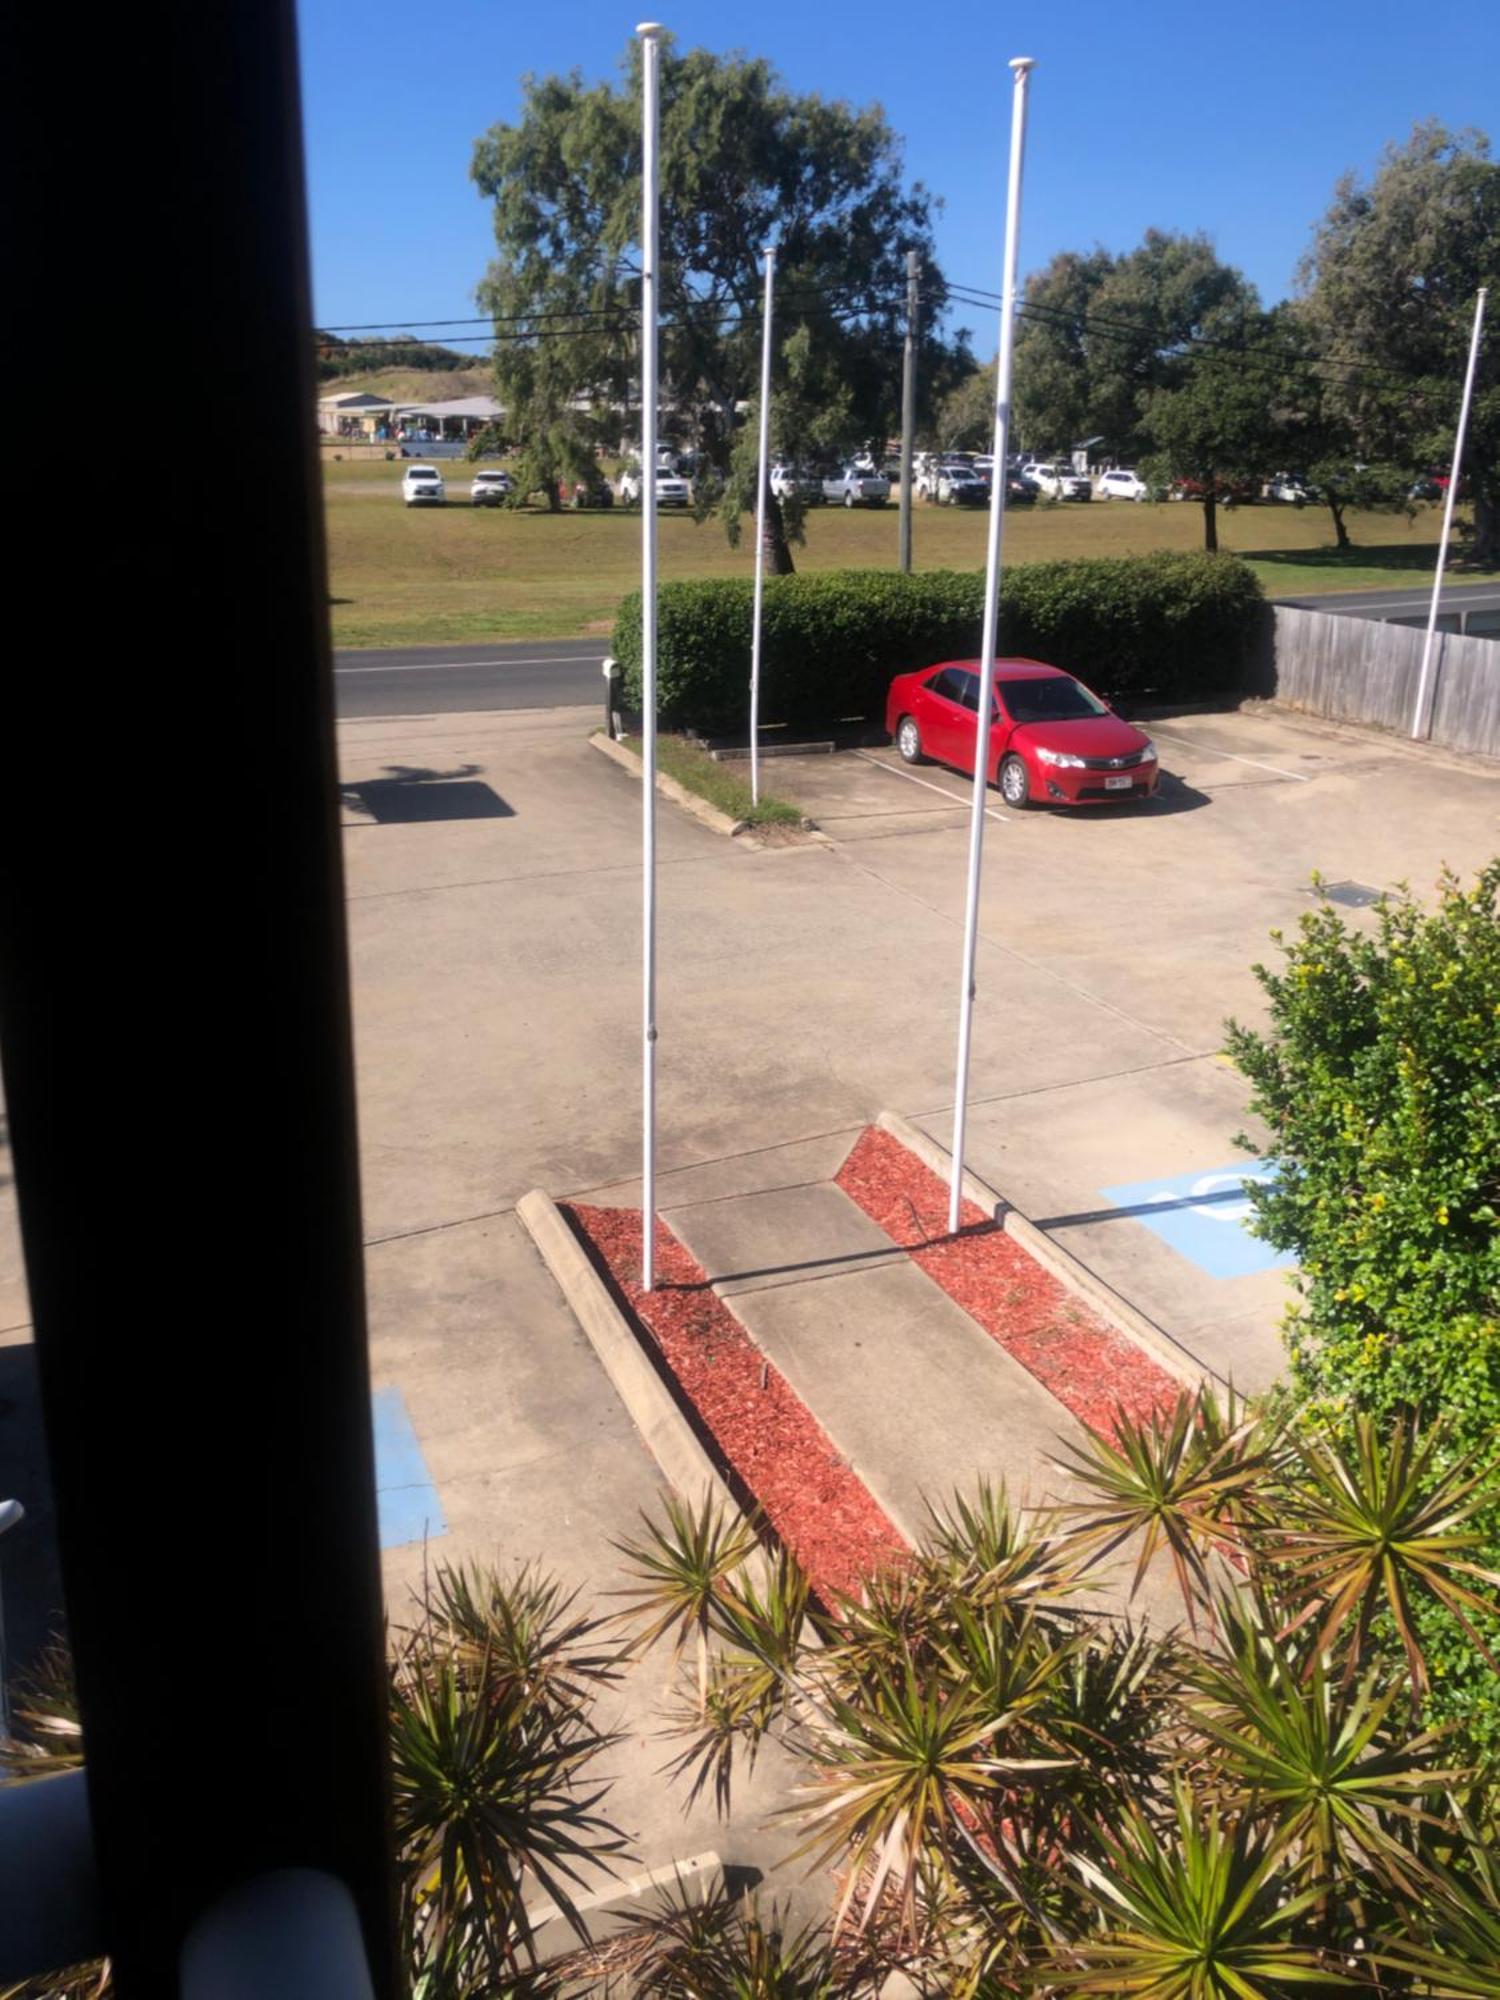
[1024, 461, 1091, 501]
[402, 464, 446, 507]
[1096, 468, 1149, 503]
[469, 468, 514, 506]
[617, 466, 692, 506]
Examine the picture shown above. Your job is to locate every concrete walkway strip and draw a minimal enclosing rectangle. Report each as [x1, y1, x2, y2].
[589, 729, 744, 838]
[876, 1109, 1210, 1394]
[515, 1189, 735, 1517]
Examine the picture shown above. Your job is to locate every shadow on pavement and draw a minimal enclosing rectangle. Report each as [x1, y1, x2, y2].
[341, 764, 515, 824]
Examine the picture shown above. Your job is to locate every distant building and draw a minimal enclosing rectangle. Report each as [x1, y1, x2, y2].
[317, 391, 504, 443]
[317, 390, 399, 438]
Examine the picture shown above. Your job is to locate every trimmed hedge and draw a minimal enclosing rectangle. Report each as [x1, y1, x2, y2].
[612, 555, 1264, 735]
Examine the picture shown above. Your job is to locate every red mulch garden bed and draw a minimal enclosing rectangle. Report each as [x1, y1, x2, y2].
[836, 1126, 1181, 1439]
[563, 1202, 908, 1599]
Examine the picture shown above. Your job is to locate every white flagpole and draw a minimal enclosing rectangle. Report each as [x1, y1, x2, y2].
[1411, 286, 1487, 740]
[947, 56, 1036, 1237]
[639, 22, 663, 1288]
[750, 244, 776, 807]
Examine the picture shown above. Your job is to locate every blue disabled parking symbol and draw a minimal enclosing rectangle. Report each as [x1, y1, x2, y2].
[1098, 1162, 1295, 1280]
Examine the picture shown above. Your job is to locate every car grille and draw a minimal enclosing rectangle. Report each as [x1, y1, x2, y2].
[1078, 749, 1146, 771]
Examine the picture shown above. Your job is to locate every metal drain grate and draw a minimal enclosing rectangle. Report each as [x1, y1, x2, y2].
[1312, 880, 1382, 908]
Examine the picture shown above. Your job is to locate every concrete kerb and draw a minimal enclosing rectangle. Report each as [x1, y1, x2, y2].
[590, 728, 744, 839]
[516, 1190, 737, 1517]
[515, 1189, 828, 1650]
[588, 729, 830, 849]
[875, 1109, 1212, 1396]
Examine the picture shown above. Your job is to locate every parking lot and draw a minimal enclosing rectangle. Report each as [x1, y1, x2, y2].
[1, 689, 1493, 1900]
[338, 698, 1496, 1404]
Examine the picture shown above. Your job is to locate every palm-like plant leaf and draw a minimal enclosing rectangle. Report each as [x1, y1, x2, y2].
[1051, 1388, 1268, 1618]
[612, 1494, 763, 1711]
[664, 1548, 816, 1816]
[1375, 1791, 1500, 1997]
[1187, 1587, 1463, 1906]
[784, 1648, 1067, 1938]
[1047, 1782, 1349, 1994]
[622, 1885, 848, 1998]
[922, 1482, 1082, 1613]
[423, 1561, 626, 1716]
[1270, 1414, 1500, 1703]
[390, 1646, 628, 1983]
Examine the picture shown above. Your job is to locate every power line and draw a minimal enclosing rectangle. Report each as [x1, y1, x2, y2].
[318, 281, 907, 339]
[941, 280, 1429, 390]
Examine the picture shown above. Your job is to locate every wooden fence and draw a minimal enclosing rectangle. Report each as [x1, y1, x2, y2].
[1268, 605, 1500, 759]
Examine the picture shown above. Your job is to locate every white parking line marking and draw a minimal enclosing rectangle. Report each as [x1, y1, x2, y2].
[335, 654, 602, 675]
[850, 749, 1011, 822]
[1149, 732, 1310, 781]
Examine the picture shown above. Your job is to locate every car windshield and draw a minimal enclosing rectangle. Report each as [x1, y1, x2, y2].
[997, 676, 1108, 724]
[409, 468, 438, 479]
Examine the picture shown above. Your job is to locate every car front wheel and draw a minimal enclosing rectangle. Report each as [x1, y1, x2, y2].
[896, 715, 925, 764]
[843, 490, 855, 508]
[999, 754, 1031, 808]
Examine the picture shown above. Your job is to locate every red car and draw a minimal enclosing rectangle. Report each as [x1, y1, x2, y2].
[884, 658, 1159, 809]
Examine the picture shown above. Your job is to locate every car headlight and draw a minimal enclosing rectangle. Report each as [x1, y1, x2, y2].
[1139, 740, 1158, 761]
[1036, 747, 1085, 768]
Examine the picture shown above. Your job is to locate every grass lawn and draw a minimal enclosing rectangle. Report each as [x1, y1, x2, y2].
[620, 732, 802, 827]
[324, 459, 1496, 648]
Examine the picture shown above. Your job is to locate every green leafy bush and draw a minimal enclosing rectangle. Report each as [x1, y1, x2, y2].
[1227, 861, 1500, 1747]
[611, 554, 1264, 735]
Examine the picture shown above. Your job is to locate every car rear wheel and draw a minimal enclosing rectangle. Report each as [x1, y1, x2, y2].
[843, 490, 855, 508]
[999, 754, 1031, 808]
[896, 715, 925, 764]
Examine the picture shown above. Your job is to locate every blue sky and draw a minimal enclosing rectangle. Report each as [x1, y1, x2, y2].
[297, 0, 1494, 348]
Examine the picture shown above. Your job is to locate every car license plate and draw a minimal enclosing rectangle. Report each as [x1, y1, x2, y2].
[1105, 774, 1132, 790]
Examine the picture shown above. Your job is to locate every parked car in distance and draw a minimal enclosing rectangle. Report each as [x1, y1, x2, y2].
[402, 464, 446, 507]
[769, 463, 824, 504]
[469, 468, 514, 506]
[937, 464, 989, 506]
[1024, 461, 1092, 500]
[566, 472, 614, 509]
[1003, 473, 1037, 505]
[884, 658, 1159, 810]
[1096, 468, 1149, 503]
[823, 464, 891, 507]
[1262, 472, 1314, 506]
[617, 466, 692, 506]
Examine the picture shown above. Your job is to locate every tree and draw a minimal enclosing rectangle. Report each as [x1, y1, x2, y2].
[1298, 123, 1500, 568]
[934, 357, 994, 450]
[1014, 232, 1255, 477]
[471, 37, 947, 556]
[1138, 313, 1283, 552]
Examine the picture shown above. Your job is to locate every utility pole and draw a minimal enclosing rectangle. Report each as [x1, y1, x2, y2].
[899, 250, 920, 573]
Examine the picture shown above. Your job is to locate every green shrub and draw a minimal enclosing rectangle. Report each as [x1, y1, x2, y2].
[1226, 861, 1500, 1749]
[611, 554, 1263, 735]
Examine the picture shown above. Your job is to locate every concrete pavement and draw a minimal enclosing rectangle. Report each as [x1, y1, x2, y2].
[367, 1205, 805, 1905]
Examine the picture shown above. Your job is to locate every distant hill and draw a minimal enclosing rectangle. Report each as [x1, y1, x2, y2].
[316, 333, 492, 389]
[318, 366, 496, 405]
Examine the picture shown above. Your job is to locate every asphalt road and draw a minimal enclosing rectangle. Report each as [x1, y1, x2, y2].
[1274, 580, 1500, 631]
[335, 580, 1498, 720]
[334, 638, 605, 718]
